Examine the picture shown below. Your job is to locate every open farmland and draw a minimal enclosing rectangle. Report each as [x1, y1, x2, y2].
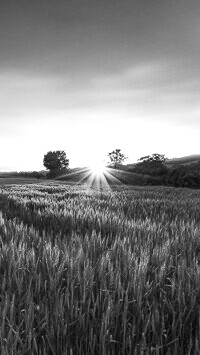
[0, 184, 200, 354]
[0, 177, 41, 186]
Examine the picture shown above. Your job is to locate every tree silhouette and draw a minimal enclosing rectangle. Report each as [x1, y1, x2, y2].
[135, 153, 168, 176]
[107, 149, 127, 169]
[138, 153, 167, 163]
[43, 150, 69, 177]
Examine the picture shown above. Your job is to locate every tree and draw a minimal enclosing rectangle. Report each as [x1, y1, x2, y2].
[107, 149, 127, 169]
[135, 153, 168, 176]
[137, 153, 167, 164]
[43, 150, 69, 177]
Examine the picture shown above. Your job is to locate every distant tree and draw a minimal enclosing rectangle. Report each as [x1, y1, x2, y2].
[138, 153, 167, 164]
[43, 150, 69, 178]
[135, 153, 168, 176]
[19, 171, 45, 179]
[107, 149, 127, 169]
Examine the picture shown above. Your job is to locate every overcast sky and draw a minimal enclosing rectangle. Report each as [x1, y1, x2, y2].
[0, 0, 199, 170]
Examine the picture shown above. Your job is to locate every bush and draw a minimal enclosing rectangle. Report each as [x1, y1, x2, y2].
[47, 168, 69, 179]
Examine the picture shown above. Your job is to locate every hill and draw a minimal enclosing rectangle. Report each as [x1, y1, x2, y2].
[166, 154, 200, 167]
[120, 155, 200, 171]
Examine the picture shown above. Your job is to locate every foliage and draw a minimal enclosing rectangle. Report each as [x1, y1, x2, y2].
[46, 167, 68, 179]
[134, 153, 168, 176]
[165, 163, 200, 188]
[0, 183, 200, 353]
[18, 171, 46, 179]
[107, 149, 127, 168]
[138, 153, 167, 163]
[131, 155, 200, 189]
[43, 151, 69, 175]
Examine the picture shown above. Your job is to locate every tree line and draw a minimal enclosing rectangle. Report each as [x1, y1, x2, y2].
[130, 153, 200, 189]
[42, 149, 200, 189]
[16, 149, 200, 189]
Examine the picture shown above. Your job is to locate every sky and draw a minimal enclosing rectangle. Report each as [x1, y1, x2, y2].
[0, 0, 200, 171]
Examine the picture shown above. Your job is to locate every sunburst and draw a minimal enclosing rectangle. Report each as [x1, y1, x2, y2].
[89, 162, 106, 176]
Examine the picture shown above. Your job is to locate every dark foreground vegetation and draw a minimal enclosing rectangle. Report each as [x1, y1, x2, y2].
[0, 183, 200, 353]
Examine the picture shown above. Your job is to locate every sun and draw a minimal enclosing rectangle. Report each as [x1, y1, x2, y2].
[90, 162, 106, 176]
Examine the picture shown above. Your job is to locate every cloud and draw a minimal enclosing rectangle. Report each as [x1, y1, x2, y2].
[1, 55, 199, 137]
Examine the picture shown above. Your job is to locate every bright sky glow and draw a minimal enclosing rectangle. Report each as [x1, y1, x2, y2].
[64, 166, 123, 190]
[89, 161, 107, 176]
[0, 0, 199, 171]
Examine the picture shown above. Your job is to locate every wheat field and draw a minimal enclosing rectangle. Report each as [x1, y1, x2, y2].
[0, 183, 200, 354]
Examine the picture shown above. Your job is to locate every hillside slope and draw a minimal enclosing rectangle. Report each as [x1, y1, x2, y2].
[166, 154, 200, 167]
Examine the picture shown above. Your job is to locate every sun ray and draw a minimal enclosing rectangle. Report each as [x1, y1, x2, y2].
[56, 165, 128, 191]
[89, 161, 107, 176]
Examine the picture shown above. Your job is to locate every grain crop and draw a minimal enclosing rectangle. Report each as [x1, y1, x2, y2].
[0, 183, 200, 354]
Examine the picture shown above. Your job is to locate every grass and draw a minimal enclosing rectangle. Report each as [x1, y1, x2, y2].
[0, 183, 200, 354]
[0, 177, 42, 185]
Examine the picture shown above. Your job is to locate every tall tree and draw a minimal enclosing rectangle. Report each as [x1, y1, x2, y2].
[107, 149, 127, 169]
[43, 150, 69, 177]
